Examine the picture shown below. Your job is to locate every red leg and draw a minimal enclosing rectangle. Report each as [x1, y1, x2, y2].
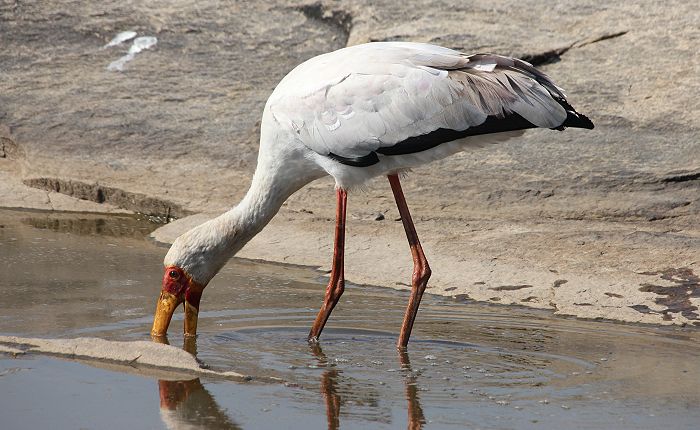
[309, 187, 347, 342]
[388, 174, 432, 349]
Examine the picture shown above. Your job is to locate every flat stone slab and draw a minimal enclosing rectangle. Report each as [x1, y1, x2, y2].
[0, 336, 280, 383]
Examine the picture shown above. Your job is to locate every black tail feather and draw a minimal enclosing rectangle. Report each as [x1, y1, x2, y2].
[562, 110, 595, 130]
[551, 95, 594, 130]
[561, 109, 594, 129]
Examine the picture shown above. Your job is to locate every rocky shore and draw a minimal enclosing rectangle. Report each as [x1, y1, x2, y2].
[1, 1, 698, 326]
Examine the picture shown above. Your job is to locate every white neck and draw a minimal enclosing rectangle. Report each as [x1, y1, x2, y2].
[167, 136, 325, 285]
[220, 164, 296, 250]
[196, 169, 298, 278]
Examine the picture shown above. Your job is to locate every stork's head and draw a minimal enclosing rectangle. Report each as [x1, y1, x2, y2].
[151, 265, 205, 337]
[151, 220, 236, 338]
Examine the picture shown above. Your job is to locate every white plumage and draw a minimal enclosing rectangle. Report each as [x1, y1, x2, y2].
[262, 42, 582, 188]
[154, 42, 593, 347]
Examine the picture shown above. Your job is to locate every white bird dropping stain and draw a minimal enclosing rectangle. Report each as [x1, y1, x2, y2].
[106, 35, 158, 72]
[103, 31, 137, 49]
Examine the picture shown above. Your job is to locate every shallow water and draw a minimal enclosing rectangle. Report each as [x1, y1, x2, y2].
[1, 209, 699, 429]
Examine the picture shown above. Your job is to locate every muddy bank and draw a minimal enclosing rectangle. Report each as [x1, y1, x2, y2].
[1, 1, 698, 326]
[152, 207, 700, 327]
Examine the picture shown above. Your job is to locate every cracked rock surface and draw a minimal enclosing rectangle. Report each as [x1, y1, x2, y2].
[1, 1, 699, 326]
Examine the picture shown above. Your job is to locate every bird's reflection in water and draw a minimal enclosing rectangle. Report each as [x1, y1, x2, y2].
[310, 343, 426, 430]
[152, 335, 241, 430]
[399, 350, 426, 430]
[150, 335, 425, 429]
[310, 344, 342, 430]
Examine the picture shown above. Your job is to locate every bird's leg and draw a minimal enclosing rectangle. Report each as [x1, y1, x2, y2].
[388, 174, 432, 349]
[308, 187, 347, 343]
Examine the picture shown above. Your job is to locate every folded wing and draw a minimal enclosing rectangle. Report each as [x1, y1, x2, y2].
[269, 42, 593, 167]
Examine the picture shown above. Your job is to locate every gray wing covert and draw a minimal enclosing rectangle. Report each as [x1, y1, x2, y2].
[269, 49, 589, 167]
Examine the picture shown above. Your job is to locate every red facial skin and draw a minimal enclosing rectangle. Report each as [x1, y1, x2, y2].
[162, 266, 189, 297]
[162, 266, 203, 308]
[152, 266, 206, 337]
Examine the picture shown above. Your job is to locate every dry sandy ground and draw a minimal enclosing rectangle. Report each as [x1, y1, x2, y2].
[1, 1, 698, 326]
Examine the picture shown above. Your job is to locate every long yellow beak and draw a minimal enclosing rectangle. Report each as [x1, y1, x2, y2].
[184, 300, 199, 337]
[151, 291, 201, 338]
[151, 291, 182, 337]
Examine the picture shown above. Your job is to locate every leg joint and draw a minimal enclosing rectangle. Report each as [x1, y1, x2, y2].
[412, 263, 431, 287]
[325, 276, 345, 302]
[333, 278, 345, 296]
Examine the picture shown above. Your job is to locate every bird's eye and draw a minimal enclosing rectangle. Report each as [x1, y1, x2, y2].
[169, 270, 180, 280]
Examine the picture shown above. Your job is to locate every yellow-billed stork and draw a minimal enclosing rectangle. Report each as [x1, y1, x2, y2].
[151, 42, 593, 348]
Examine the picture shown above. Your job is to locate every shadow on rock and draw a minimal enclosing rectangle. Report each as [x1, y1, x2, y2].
[638, 268, 700, 325]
